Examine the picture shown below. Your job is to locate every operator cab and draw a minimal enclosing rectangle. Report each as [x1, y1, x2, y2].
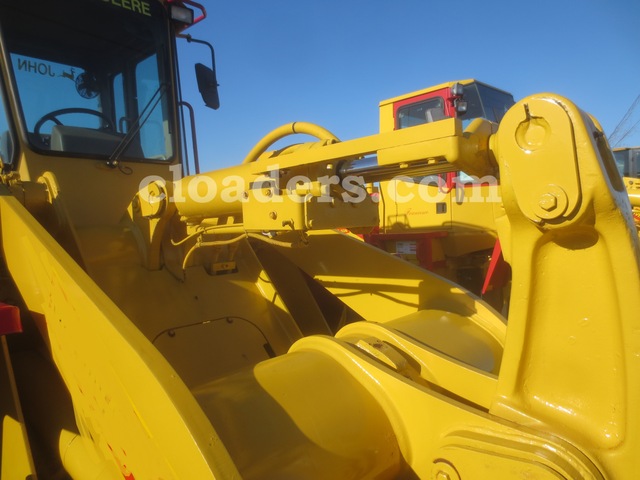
[0, 0, 177, 166]
[380, 80, 515, 133]
[613, 147, 640, 178]
[380, 80, 514, 187]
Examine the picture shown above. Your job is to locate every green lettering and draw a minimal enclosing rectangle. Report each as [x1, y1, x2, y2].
[105, 0, 151, 17]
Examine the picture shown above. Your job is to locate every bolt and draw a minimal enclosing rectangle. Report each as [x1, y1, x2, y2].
[269, 211, 277, 220]
[538, 192, 557, 211]
[435, 472, 450, 480]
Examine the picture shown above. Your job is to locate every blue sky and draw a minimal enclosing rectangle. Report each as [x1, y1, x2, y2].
[177, 0, 640, 172]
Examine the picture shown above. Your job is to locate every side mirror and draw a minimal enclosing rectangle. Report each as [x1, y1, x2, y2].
[195, 63, 220, 110]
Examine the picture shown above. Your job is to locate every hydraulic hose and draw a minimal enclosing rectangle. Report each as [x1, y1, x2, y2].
[241, 121, 339, 164]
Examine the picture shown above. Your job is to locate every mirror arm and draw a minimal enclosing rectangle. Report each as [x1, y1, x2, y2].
[178, 34, 219, 89]
[178, 33, 220, 110]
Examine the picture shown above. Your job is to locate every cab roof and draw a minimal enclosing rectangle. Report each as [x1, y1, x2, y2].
[379, 79, 512, 107]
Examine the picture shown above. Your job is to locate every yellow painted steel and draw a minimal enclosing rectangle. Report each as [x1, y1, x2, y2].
[374, 83, 506, 306]
[1, 415, 34, 479]
[0, 6, 638, 474]
[241, 121, 340, 165]
[625, 177, 640, 234]
[0, 86, 640, 478]
[2, 90, 640, 478]
[0, 187, 241, 479]
[1, 337, 36, 479]
[492, 95, 640, 479]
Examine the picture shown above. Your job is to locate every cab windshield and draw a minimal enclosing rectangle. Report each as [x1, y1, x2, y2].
[458, 82, 515, 124]
[0, 0, 175, 161]
[613, 148, 640, 178]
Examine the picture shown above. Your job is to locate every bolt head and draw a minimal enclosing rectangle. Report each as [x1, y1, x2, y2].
[538, 193, 557, 211]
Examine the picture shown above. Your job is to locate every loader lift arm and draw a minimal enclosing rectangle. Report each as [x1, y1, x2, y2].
[125, 94, 640, 479]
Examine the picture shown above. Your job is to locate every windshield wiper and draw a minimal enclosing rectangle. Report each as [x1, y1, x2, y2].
[107, 83, 167, 168]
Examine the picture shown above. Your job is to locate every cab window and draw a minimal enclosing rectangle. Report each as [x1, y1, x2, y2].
[397, 97, 445, 129]
[0, 78, 14, 167]
[0, 0, 175, 162]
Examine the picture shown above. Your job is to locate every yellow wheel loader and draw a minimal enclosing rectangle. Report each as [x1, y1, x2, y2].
[366, 80, 515, 309]
[614, 147, 640, 232]
[0, 1, 639, 479]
